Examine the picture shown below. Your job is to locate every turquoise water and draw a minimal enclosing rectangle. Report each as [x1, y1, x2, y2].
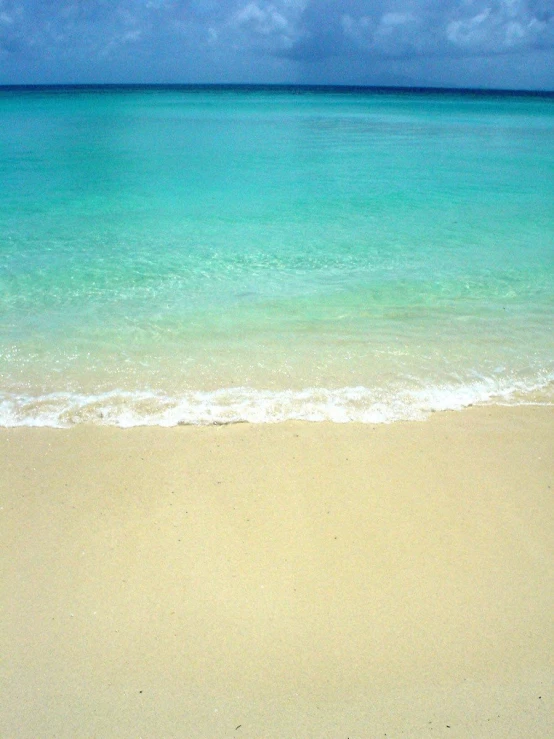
[1, 86, 553, 426]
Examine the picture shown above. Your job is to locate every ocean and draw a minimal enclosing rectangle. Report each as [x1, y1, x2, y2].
[1, 85, 553, 426]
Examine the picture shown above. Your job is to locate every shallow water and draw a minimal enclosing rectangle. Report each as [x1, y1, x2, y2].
[1, 86, 553, 425]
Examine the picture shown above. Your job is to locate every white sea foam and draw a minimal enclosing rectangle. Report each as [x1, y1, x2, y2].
[1, 376, 552, 428]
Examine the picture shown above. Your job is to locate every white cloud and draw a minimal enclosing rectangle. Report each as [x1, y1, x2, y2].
[235, 3, 289, 35]
[446, 0, 547, 52]
[447, 9, 492, 47]
[229, 1, 306, 52]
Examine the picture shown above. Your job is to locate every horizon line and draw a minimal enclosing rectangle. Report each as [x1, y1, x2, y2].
[0, 82, 552, 96]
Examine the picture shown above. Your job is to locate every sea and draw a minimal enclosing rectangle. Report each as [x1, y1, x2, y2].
[1, 85, 553, 427]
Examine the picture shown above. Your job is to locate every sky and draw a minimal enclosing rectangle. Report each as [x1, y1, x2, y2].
[1, 1, 553, 90]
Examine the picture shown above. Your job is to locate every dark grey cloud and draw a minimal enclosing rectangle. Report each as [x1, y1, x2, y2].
[256, 0, 554, 61]
[1, 1, 553, 88]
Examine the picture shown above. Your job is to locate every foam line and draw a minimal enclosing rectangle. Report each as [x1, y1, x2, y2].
[1, 376, 552, 428]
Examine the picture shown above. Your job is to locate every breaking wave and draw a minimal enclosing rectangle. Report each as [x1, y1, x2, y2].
[1, 376, 552, 428]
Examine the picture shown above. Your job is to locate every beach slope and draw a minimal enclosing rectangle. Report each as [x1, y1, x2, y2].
[1, 406, 552, 737]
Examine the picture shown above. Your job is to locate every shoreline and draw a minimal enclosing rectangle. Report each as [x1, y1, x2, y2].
[2, 391, 553, 428]
[1, 405, 552, 737]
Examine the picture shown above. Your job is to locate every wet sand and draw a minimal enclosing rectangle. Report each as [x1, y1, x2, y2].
[1, 406, 552, 737]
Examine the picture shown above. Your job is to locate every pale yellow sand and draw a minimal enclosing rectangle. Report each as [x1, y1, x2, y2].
[1, 406, 553, 737]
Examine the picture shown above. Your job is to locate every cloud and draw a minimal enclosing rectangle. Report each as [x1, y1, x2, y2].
[285, 0, 554, 62]
[444, 0, 552, 54]
[341, 10, 427, 58]
[1, 1, 553, 87]
[227, 1, 307, 54]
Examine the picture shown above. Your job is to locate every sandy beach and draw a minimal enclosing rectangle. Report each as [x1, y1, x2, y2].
[1, 406, 552, 737]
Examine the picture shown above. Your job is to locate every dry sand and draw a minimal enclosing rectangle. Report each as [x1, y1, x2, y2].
[1, 406, 553, 737]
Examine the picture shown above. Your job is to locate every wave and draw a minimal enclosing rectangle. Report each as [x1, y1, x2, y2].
[1, 376, 552, 428]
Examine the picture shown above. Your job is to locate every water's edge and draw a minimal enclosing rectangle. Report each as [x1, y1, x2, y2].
[2, 377, 552, 428]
